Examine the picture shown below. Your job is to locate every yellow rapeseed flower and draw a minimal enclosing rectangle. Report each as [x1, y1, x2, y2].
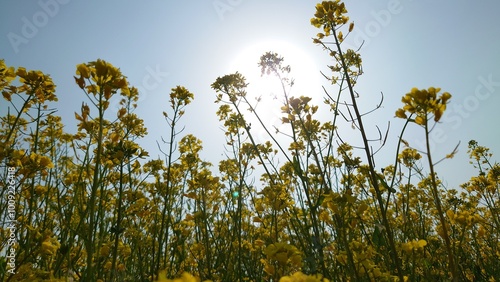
[155, 271, 210, 282]
[279, 271, 330, 282]
[401, 239, 427, 253]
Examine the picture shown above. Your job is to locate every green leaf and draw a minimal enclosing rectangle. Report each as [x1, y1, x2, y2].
[372, 224, 386, 248]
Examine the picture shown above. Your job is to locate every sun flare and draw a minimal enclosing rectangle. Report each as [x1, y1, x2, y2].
[226, 40, 322, 141]
[228, 40, 321, 103]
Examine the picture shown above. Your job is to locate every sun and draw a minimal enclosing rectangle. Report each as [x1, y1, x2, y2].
[228, 40, 321, 103]
[226, 40, 322, 141]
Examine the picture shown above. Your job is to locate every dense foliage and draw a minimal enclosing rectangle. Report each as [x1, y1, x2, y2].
[1, 1, 499, 281]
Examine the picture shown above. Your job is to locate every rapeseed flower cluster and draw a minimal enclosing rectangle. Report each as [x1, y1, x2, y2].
[395, 87, 452, 124]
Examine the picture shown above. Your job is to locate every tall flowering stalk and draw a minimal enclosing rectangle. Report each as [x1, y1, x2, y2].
[311, 1, 404, 280]
[395, 87, 458, 280]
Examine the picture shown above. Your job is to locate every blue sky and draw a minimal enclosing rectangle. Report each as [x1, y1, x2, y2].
[1, 0, 499, 188]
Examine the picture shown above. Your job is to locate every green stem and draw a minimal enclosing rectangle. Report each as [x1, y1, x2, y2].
[424, 119, 458, 281]
[83, 93, 105, 282]
[330, 23, 404, 281]
[110, 153, 125, 282]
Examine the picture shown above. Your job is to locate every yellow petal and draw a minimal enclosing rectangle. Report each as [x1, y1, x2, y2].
[414, 115, 425, 125]
[395, 108, 407, 119]
[417, 239, 427, 248]
[76, 64, 90, 78]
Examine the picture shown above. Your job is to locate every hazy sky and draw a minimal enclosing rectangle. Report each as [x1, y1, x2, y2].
[1, 0, 499, 188]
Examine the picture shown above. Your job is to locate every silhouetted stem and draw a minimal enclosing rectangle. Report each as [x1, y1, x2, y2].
[424, 119, 458, 281]
[330, 22, 404, 281]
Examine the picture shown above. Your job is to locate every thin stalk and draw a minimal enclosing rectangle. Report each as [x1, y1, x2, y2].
[424, 119, 458, 281]
[154, 103, 180, 276]
[83, 92, 105, 281]
[330, 22, 404, 280]
[110, 154, 125, 282]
